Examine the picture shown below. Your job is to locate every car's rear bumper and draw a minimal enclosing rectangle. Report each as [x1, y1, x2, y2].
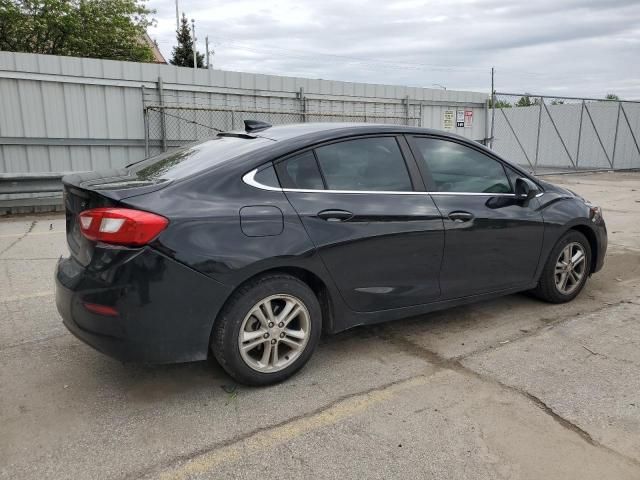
[55, 247, 233, 364]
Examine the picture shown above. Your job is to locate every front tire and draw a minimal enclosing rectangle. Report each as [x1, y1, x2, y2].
[211, 274, 322, 386]
[532, 230, 591, 303]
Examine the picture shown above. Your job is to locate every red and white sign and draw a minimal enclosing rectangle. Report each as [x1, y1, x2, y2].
[464, 110, 473, 127]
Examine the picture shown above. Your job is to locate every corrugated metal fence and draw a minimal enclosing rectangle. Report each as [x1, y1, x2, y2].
[490, 93, 640, 174]
[0, 51, 488, 178]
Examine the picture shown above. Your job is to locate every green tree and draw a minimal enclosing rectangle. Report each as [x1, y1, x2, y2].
[170, 13, 204, 68]
[489, 99, 512, 108]
[605, 93, 620, 101]
[516, 94, 534, 107]
[0, 0, 156, 62]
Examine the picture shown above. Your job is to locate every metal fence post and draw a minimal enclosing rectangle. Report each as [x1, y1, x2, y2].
[534, 97, 543, 172]
[484, 99, 490, 146]
[404, 96, 410, 126]
[158, 76, 167, 152]
[299, 87, 306, 123]
[489, 91, 496, 149]
[611, 101, 622, 168]
[620, 103, 640, 160]
[575, 100, 585, 168]
[141, 85, 149, 158]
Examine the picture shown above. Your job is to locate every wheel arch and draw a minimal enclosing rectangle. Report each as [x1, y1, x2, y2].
[568, 224, 598, 273]
[208, 266, 336, 355]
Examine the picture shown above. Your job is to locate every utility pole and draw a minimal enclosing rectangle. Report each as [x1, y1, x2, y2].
[205, 35, 210, 68]
[175, 0, 179, 32]
[490, 67, 494, 102]
[191, 19, 197, 69]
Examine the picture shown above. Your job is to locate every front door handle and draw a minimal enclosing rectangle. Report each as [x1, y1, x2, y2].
[317, 209, 354, 222]
[448, 211, 474, 223]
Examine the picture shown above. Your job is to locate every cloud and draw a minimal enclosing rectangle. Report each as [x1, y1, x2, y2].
[148, 0, 640, 99]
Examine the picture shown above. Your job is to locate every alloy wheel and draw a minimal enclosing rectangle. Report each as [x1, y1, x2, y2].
[554, 242, 587, 295]
[238, 294, 311, 373]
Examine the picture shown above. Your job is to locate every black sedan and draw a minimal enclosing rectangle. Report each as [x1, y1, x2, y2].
[56, 122, 607, 385]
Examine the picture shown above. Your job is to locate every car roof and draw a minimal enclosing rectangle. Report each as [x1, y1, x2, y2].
[253, 122, 463, 142]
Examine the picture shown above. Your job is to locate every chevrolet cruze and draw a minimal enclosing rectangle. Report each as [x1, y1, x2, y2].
[56, 122, 607, 385]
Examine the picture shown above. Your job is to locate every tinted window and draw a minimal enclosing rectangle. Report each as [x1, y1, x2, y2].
[314, 137, 412, 191]
[281, 151, 325, 190]
[413, 138, 511, 193]
[254, 165, 280, 188]
[504, 165, 522, 190]
[129, 136, 273, 181]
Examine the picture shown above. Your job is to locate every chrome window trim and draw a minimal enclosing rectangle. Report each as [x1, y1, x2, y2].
[242, 169, 283, 192]
[243, 169, 517, 197]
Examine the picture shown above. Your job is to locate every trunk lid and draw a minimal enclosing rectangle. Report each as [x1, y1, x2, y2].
[63, 183, 117, 266]
[62, 172, 170, 266]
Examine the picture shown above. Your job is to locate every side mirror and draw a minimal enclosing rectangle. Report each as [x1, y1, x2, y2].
[514, 177, 540, 201]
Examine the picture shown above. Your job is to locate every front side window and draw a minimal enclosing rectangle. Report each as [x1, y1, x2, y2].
[314, 137, 413, 191]
[413, 137, 512, 193]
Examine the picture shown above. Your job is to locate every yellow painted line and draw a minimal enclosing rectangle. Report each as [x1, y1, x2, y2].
[1, 291, 53, 303]
[157, 375, 430, 480]
[0, 230, 65, 239]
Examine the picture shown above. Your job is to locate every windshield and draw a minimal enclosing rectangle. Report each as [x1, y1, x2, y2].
[127, 136, 274, 181]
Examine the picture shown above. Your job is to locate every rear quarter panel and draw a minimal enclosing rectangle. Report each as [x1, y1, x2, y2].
[122, 164, 344, 325]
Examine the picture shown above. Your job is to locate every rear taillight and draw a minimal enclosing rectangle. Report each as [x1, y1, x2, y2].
[78, 208, 168, 246]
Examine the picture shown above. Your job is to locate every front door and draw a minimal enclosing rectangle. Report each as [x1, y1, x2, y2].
[408, 135, 544, 299]
[276, 136, 444, 312]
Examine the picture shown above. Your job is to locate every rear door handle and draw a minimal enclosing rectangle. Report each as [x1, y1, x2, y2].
[448, 211, 474, 222]
[317, 209, 354, 222]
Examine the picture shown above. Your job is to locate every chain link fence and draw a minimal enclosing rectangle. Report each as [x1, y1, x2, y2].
[143, 94, 421, 157]
[144, 106, 304, 156]
[490, 93, 640, 174]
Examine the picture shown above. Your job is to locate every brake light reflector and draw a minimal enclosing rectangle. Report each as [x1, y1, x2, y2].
[83, 302, 119, 316]
[78, 208, 168, 246]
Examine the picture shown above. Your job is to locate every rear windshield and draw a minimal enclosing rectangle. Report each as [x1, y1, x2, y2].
[127, 136, 273, 181]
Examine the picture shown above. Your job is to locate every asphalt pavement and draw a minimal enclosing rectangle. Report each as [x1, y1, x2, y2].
[1, 171, 639, 479]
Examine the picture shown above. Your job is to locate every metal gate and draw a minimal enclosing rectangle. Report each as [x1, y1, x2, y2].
[490, 93, 640, 174]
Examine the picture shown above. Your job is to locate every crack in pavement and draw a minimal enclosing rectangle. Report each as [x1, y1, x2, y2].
[0, 220, 37, 257]
[374, 310, 640, 471]
[448, 298, 638, 362]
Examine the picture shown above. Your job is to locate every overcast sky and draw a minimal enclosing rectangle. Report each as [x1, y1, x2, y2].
[147, 0, 640, 99]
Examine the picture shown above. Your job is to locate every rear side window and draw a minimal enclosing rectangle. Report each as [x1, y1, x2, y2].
[279, 151, 325, 190]
[314, 137, 412, 191]
[129, 136, 274, 181]
[253, 165, 280, 188]
[412, 137, 512, 193]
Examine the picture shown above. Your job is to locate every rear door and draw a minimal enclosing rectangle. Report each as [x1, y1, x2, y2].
[408, 135, 544, 299]
[276, 135, 444, 312]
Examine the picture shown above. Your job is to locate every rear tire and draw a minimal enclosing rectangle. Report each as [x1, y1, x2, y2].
[531, 230, 591, 303]
[211, 273, 322, 386]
